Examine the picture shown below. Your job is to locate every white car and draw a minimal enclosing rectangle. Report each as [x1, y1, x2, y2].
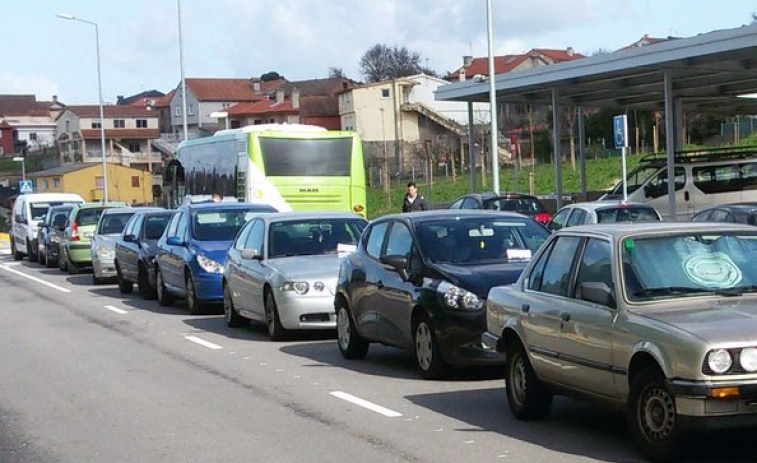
[10, 192, 84, 261]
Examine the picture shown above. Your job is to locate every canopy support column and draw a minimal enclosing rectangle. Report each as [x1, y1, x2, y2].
[467, 101, 476, 193]
[664, 69, 678, 220]
[552, 88, 563, 209]
[577, 106, 587, 196]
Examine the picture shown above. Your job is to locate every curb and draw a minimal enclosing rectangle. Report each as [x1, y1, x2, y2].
[0, 232, 9, 242]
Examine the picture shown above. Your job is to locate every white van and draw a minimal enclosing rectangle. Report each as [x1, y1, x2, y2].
[605, 149, 757, 220]
[11, 192, 85, 261]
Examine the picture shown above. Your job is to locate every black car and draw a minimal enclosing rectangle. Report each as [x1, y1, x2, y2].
[335, 210, 550, 379]
[692, 202, 757, 225]
[36, 205, 74, 268]
[114, 209, 174, 298]
[448, 192, 552, 226]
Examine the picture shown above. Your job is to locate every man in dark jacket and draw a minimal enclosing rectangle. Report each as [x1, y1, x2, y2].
[402, 182, 428, 212]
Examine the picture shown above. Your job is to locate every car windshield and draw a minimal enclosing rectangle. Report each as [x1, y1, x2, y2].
[596, 206, 660, 223]
[484, 197, 546, 214]
[268, 219, 367, 258]
[145, 214, 172, 240]
[623, 232, 757, 301]
[98, 212, 135, 235]
[30, 202, 69, 221]
[416, 217, 549, 265]
[192, 208, 270, 241]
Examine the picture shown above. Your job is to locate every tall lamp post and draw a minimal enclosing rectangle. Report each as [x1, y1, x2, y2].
[57, 13, 110, 202]
[12, 157, 25, 182]
[486, 0, 500, 194]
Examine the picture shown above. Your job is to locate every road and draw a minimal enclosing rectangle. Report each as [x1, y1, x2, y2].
[0, 246, 754, 463]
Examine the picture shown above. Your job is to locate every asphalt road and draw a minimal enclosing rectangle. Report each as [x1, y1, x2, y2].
[0, 246, 755, 463]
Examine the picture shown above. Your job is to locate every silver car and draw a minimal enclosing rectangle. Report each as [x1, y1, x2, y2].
[484, 222, 757, 462]
[223, 212, 367, 340]
[547, 200, 661, 231]
[91, 208, 138, 284]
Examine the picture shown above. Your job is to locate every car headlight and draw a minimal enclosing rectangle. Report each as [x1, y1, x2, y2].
[95, 246, 115, 259]
[707, 349, 733, 374]
[739, 347, 757, 372]
[282, 281, 309, 295]
[196, 255, 224, 274]
[50, 235, 60, 244]
[437, 281, 483, 311]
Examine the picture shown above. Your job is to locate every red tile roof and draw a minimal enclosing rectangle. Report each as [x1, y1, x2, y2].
[299, 96, 338, 117]
[226, 99, 298, 116]
[0, 95, 55, 116]
[65, 106, 156, 118]
[620, 35, 677, 50]
[80, 128, 160, 139]
[185, 78, 261, 102]
[448, 48, 585, 80]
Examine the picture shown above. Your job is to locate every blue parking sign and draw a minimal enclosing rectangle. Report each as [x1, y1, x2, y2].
[613, 115, 628, 149]
[19, 180, 33, 194]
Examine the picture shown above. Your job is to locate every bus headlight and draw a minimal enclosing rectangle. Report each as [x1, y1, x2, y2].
[197, 255, 224, 274]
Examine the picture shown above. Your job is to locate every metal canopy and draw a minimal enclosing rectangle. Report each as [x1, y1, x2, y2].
[436, 24, 757, 115]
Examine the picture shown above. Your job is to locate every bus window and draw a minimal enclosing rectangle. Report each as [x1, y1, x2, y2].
[260, 138, 351, 176]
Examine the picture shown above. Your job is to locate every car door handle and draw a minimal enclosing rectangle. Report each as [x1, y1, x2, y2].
[684, 191, 690, 201]
[377, 280, 385, 289]
[521, 303, 530, 313]
[560, 312, 571, 322]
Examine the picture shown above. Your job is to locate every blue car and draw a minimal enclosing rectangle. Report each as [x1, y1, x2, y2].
[155, 202, 277, 314]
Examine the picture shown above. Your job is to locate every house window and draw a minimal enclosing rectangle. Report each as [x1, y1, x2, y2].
[222, 103, 230, 109]
[174, 106, 181, 117]
[254, 119, 262, 125]
[128, 142, 141, 152]
[53, 177, 61, 188]
[92, 120, 102, 129]
[41, 179, 48, 190]
[0, 147, 4, 155]
[65, 120, 70, 132]
[381, 88, 390, 98]
[95, 176, 104, 190]
[188, 104, 195, 116]
[114, 119, 125, 128]
[136, 119, 147, 128]
[131, 176, 140, 187]
[29, 133, 37, 141]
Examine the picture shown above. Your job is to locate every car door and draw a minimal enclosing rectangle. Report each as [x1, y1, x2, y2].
[351, 221, 390, 341]
[239, 219, 267, 319]
[226, 221, 253, 313]
[548, 208, 571, 231]
[162, 212, 187, 291]
[552, 237, 619, 397]
[566, 208, 588, 227]
[376, 221, 417, 349]
[118, 215, 140, 280]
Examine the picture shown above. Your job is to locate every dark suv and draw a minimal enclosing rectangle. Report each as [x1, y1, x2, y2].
[335, 210, 550, 379]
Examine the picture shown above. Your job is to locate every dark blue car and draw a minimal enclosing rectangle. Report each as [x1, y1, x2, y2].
[155, 202, 277, 314]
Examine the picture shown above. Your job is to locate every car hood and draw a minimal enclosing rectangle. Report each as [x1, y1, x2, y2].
[635, 299, 757, 344]
[430, 262, 528, 299]
[94, 235, 117, 249]
[190, 240, 234, 264]
[267, 254, 341, 281]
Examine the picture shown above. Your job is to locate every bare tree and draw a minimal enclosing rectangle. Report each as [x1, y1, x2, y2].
[328, 67, 345, 79]
[359, 44, 426, 82]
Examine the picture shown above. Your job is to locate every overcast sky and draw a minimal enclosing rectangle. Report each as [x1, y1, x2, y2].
[1, 0, 756, 104]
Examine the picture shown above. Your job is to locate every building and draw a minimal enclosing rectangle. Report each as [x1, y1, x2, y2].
[226, 89, 300, 127]
[0, 120, 13, 156]
[56, 106, 161, 172]
[447, 48, 585, 81]
[29, 162, 153, 204]
[116, 90, 166, 107]
[0, 94, 64, 153]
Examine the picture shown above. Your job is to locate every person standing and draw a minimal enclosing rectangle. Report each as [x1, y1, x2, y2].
[402, 182, 428, 212]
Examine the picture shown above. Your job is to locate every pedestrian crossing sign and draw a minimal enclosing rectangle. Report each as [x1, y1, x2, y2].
[19, 180, 33, 193]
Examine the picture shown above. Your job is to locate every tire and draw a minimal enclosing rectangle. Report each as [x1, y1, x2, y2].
[223, 284, 249, 327]
[11, 239, 23, 261]
[137, 264, 156, 300]
[627, 367, 682, 463]
[413, 313, 449, 380]
[336, 299, 369, 359]
[27, 239, 37, 263]
[264, 291, 287, 341]
[156, 267, 174, 306]
[116, 264, 133, 294]
[45, 246, 56, 269]
[58, 247, 68, 272]
[37, 241, 46, 267]
[505, 340, 552, 420]
[185, 273, 204, 315]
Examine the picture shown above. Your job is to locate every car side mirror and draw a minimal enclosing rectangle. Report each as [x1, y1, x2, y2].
[580, 282, 616, 308]
[380, 255, 409, 281]
[166, 236, 185, 247]
[240, 249, 263, 261]
[123, 234, 138, 243]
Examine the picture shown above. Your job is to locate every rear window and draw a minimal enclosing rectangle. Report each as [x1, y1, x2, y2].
[192, 207, 272, 241]
[260, 138, 352, 176]
[596, 207, 660, 223]
[30, 202, 69, 221]
[484, 197, 546, 214]
[144, 214, 172, 240]
[98, 213, 135, 235]
[76, 208, 110, 226]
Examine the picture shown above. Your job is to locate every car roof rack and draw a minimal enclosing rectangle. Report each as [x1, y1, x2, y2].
[639, 145, 757, 164]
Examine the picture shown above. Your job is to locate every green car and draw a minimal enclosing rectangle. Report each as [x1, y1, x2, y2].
[59, 202, 126, 274]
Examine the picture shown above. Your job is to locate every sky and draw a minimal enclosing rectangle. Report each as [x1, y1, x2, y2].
[1, 0, 756, 105]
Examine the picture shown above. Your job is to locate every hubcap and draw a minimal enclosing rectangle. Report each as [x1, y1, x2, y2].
[640, 385, 675, 442]
[510, 353, 528, 406]
[337, 307, 351, 350]
[415, 322, 433, 371]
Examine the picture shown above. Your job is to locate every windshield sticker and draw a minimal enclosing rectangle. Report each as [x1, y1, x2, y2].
[624, 239, 636, 252]
[683, 253, 742, 288]
[506, 249, 532, 260]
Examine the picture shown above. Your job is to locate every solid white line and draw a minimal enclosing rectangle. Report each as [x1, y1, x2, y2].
[184, 335, 223, 350]
[103, 305, 128, 315]
[0, 264, 71, 293]
[329, 391, 403, 418]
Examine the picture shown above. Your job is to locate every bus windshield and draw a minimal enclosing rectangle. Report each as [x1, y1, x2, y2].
[260, 138, 351, 176]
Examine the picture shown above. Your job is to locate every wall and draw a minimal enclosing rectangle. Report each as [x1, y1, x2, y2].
[170, 87, 200, 130]
[35, 164, 153, 204]
[0, 126, 13, 155]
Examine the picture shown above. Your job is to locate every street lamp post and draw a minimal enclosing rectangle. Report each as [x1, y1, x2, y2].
[486, 0, 500, 194]
[57, 13, 110, 202]
[12, 157, 25, 182]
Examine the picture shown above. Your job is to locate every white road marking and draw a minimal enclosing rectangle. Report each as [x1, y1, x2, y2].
[103, 305, 128, 315]
[0, 264, 71, 293]
[329, 391, 403, 418]
[184, 335, 223, 350]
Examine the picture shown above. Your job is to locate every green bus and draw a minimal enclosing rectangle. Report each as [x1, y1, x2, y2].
[172, 124, 367, 217]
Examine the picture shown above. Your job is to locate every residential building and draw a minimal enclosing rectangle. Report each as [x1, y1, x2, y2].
[0, 94, 63, 152]
[226, 89, 299, 127]
[55, 106, 161, 173]
[29, 162, 153, 204]
[0, 120, 13, 156]
[620, 34, 677, 50]
[447, 48, 585, 81]
[117, 90, 166, 107]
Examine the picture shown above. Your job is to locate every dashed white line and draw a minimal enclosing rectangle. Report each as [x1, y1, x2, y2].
[103, 305, 128, 315]
[0, 264, 71, 293]
[184, 335, 223, 350]
[329, 390, 403, 418]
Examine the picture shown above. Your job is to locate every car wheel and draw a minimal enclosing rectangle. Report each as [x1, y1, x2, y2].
[58, 247, 68, 272]
[336, 299, 369, 359]
[186, 273, 204, 315]
[37, 241, 46, 266]
[27, 239, 37, 262]
[10, 238, 23, 261]
[264, 291, 287, 341]
[137, 264, 156, 300]
[116, 263, 133, 293]
[45, 246, 56, 269]
[413, 313, 449, 380]
[628, 367, 682, 463]
[223, 284, 249, 327]
[505, 340, 552, 420]
[156, 268, 174, 306]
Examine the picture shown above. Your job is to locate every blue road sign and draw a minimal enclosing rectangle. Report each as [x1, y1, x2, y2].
[19, 180, 33, 194]
[613, 115, 628, 149]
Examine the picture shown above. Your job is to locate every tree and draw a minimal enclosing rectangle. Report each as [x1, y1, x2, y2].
[260, 71, 283, 82]
[359, 44, 427, 82]
[328, 67, 345, 79]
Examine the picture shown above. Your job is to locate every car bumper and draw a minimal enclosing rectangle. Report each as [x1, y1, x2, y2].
[669, 379, 757, 428]
[193, 272, 224, 302]
[274, 291, 337, 330]
[68, 245, 92, 265]
[432, 305, 504, 367]
[93, 257, 117, 278]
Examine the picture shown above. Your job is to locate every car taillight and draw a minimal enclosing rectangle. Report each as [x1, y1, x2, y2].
[534, 213, 551, 224]
[71, 221, 80, 241]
